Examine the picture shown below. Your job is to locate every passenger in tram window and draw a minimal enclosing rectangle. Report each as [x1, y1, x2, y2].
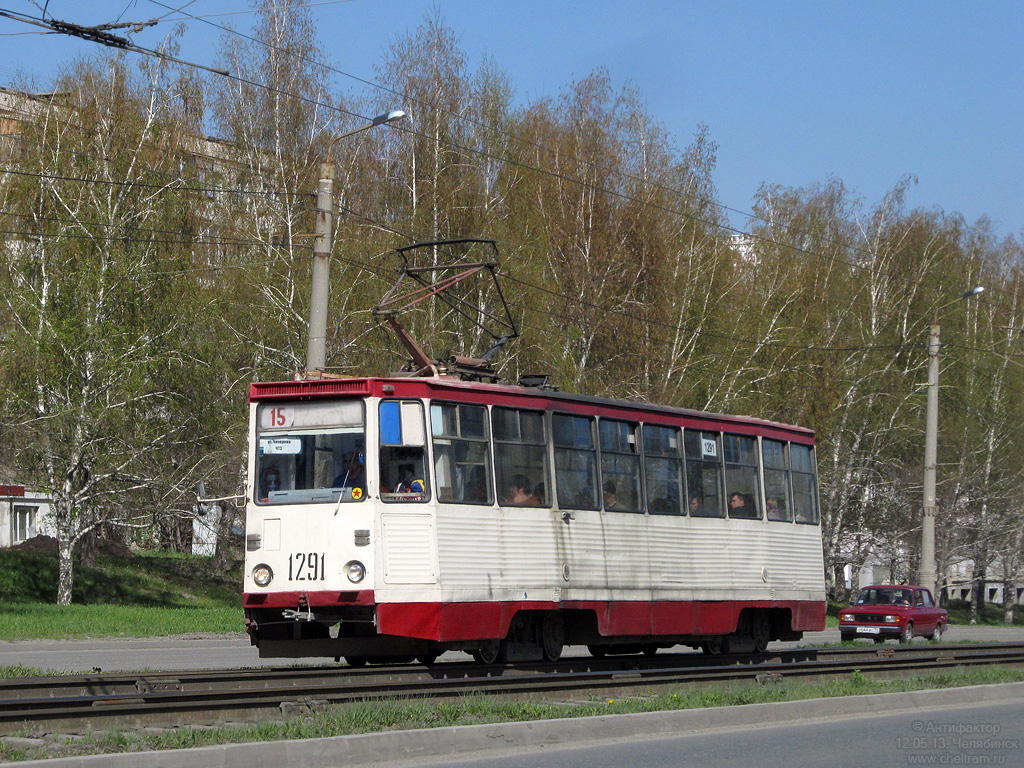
[603, 480, 618, 509]
[728, 491, 756, 518]
[465, 465, 489, 504]
[393, 463, 425, 495]
[766, 497, 786, 520]
[688, 495, 703, 515]
[533, 481, 547, 505]
[650, 495, 673, 514]
[333, 450, 365, 491]
[506, 474, 540, 506]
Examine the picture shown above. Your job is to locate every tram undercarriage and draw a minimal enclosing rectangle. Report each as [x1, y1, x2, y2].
[245, 604, 806, 665]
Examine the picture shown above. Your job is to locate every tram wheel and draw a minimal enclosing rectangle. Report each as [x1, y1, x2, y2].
[345, 656, 368, 668]
[750, 612, 770, 653]
[587, 644, 607, 658]
[416, 652, 439, 665]
[640, 643, 659, 656]
[700, 636, 724, 655]
[472, 639, 503, 665]
[541, 613, 565, 662]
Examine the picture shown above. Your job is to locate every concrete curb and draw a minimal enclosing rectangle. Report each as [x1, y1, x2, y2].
[7, 682, 1024, 768]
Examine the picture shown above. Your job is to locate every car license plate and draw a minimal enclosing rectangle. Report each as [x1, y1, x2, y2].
[856, 626, 880, 634]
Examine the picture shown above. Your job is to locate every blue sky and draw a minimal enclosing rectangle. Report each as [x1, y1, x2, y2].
[2, 1, 1021, 238]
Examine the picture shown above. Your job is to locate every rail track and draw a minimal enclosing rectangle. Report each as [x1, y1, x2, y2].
[3, 642, 1023, 735]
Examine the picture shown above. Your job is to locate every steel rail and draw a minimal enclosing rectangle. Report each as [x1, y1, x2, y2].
[3, 643, 1023, 734]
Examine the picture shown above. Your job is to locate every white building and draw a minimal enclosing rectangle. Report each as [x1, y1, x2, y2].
[0, 485, 53, 547]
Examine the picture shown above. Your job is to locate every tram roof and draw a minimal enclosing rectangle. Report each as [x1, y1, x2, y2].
[250, 375, 814, 440]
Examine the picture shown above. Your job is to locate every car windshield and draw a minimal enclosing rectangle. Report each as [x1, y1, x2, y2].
[855, 587, 914, 606]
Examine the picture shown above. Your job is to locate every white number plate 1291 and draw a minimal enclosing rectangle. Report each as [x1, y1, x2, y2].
[288, 552, 325, 581]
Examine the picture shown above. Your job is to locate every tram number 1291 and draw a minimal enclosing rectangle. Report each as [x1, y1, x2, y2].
[288, 552, 325, 581]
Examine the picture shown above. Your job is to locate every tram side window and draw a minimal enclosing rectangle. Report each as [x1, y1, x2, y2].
[791, 443, 820, 524]
[684, 430, 725, 517]
[724, 434, 761, 519]
[762, 439, 793, 522]
[643, 424, 684, 515]
[379, 400, 430, 503]
[430, 402, 492, 505]
[600, 419, 642, 513]
[552, 413, 599, 510]
[493, 407, 550, 507]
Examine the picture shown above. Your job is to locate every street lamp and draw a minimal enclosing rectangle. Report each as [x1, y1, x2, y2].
[305, 109, 408, 374]
[920, 285, 985, 598]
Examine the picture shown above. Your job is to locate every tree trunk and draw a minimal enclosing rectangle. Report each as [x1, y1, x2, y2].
[57, 538, 75, 605]
[79, 529, 96, 568]
[1004, 578, 1015, 625]
[969, 564, 985, 624]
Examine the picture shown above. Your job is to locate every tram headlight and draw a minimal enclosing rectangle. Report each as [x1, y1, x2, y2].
[252, 563, 273, 587]
[345, 560, 366, 584]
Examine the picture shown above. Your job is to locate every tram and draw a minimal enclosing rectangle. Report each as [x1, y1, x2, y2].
[242, 374, 827, 664]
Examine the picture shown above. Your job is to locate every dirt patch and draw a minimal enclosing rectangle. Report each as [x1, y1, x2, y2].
[11, 534, 58, 556]
[11, 535, 133, 560]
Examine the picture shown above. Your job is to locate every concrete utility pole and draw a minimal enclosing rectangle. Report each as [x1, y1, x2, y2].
[305, 161, 335, 373]
[304, 109, 407, 374]
[919, 286, 984, 598]
[920, 319, 941, 598]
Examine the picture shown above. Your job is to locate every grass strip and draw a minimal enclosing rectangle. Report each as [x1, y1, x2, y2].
[0, 604, 241, 641]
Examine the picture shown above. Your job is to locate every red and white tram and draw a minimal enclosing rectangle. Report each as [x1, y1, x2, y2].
[243, 375, 826, 664]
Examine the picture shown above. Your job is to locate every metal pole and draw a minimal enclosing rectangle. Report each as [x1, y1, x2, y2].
[305, 160, 335, 373]
[920, 319, 940, 596]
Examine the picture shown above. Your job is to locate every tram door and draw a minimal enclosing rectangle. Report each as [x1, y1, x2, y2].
[378, 400, 437, 586]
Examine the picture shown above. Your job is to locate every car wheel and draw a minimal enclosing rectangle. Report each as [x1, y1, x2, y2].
[929, 622, 944, 642]
[899, 622, 914, 644]
[873, 637, 885, 644]
[840, 633, 853, 642]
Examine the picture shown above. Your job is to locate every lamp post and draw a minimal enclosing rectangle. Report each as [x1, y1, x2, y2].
[305, 109, 407, 374]
[920, 285, 985, 598]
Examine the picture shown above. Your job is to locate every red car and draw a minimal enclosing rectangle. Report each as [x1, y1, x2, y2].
[839, 585, 947, 644]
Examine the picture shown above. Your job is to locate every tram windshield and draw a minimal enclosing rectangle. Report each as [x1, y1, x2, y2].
[255, 401, 366, 504]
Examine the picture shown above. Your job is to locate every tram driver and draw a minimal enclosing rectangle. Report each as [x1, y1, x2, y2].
[333, 450, 365, 492]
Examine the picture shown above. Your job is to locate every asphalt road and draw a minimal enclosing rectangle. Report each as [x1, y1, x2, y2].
[390, 698, 1024, 768]
[1, 625, 1022, 674]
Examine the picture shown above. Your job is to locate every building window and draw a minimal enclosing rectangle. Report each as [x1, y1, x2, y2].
[12, 505, 36, 544]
